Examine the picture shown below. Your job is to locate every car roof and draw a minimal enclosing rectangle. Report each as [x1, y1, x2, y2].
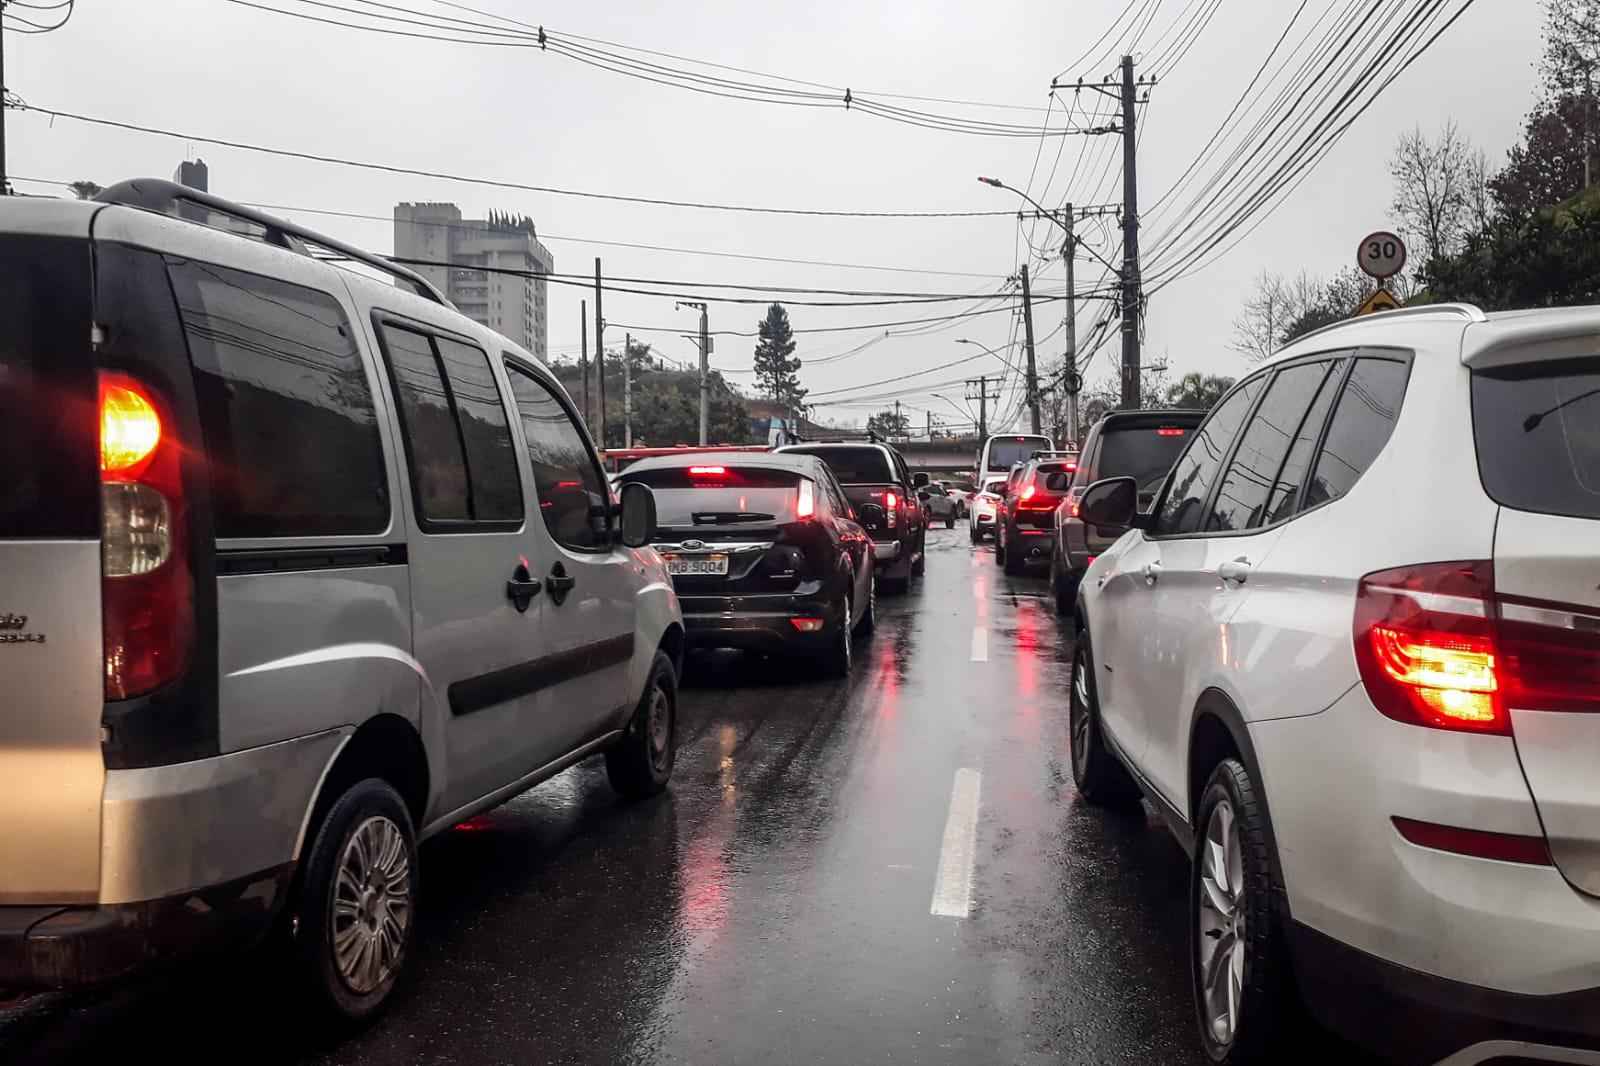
[779, 441, 898, 456]
[622, 451, 825, 476]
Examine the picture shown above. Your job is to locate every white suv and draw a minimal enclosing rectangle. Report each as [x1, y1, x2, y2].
[1071, 304, 1600, 1065]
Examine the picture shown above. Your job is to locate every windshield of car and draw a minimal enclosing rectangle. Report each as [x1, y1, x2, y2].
[1472, 357, 1600, 520]
[1094, 425, 1195, 496]
[622, 466, 801, 527]
[985, 436, 1052, 471]
[981, 478, 1007, 494]
[782, 446, 893, 484]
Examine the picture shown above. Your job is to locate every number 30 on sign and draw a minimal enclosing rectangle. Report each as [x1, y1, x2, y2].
[1358, 231, 1407, 280]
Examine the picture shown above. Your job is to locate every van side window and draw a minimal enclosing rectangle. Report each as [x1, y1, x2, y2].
[1206, 360, 1336, 532]
[1154, 375, 1264, 536]
[1305, 357, 1410, 510]
[169, 259, 388, 538]
[379, 322, 522, 528]
[504, 362, 609, 551]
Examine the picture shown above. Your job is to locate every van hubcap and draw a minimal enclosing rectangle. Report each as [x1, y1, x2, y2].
[1197, 800, 1246, 1047]
[647, 684, 671, 770]
[332, 815, 411, 994]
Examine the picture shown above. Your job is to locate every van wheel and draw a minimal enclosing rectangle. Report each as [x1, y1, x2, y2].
[1051, 548, 1078, 616]
[294, 778, 418, 1025]
[607, 651, 678, 799]
[911, 537, 926, 577]
[1069, 631, 1142, 809]
[945, 515, 955, 529]
[1191, 759, 1297, 1063]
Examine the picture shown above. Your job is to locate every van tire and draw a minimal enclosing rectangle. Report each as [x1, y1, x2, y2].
[606, 651, 678, 799]
[293, 778, 418, 1026]
[945, 515, 955, 529]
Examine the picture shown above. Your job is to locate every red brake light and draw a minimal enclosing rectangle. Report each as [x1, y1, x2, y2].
[886, 492, 898, 509]
[1068, 498, 1081, 518]
[688, 465, 727, 476]
[1020, 484, 1036, 501]
[1157, 427, 1186, 437]
[1353, 562, 1506, 734]
[99, 371, 192, 702]
[1498, 596, 1600, 715]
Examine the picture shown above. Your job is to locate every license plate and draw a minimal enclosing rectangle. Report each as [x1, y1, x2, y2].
[663, 554, 729, 576]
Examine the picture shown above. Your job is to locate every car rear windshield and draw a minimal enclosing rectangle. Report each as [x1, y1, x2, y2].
[0, 235, 98, 539]
[1472, 357, 1600, 520]
[986, 436, 1052, 471]
[625, 466, 802, 527]
[784, 446, 892, 484]
[1095, 424, 1195, 496]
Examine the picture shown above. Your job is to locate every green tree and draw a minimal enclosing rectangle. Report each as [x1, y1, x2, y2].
[1163, 373, 1236, 410]
[753, 303, 806, 412]
[1426, 194, 1600, 310]
[865, 407, 911, 439]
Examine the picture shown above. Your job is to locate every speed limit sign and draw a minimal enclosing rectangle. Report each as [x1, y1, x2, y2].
[1358, 231, 1407, 280]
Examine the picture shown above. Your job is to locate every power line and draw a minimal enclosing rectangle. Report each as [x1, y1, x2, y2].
[14, 104, 1025, 219]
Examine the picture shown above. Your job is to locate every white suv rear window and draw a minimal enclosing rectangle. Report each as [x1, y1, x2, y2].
[1473, 357, 1600, 520]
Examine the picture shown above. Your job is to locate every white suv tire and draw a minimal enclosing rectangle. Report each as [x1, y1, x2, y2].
[1068, 631, 1143, 809]
[1191, 759, 1298, 1063]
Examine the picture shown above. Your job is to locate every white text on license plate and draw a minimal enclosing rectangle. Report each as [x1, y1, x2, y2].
[664, 554, 729, 576]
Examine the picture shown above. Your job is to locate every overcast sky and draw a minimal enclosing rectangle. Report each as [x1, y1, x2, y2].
[10, 0, 1541, 432]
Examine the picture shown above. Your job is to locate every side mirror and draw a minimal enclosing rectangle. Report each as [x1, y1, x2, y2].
[1080, 476, 1139, 530]
[911, 472, 929, 488]
[859, 503, 886, 525]
[618, 482, 657, 548]
[1044, 472, 1072, 492]
[917, 490, 930, 501]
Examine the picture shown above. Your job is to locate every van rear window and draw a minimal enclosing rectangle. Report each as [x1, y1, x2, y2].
[1473, 358, 1600, 520]
[0, 236, 97, 539]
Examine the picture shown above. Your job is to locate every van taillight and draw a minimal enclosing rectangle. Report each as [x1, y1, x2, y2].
[1353, 561, 1507, 735]
[100, 372, 192, 701]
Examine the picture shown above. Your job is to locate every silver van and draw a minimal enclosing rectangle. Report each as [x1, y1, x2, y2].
[0, 180, 683, 1020]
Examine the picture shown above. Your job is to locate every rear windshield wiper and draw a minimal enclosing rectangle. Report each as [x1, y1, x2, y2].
[690, 511, 777, 524]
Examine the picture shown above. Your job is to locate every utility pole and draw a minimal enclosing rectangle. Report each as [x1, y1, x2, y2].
[593, 258, 606, 449]
[965, 375, 1002, 440]
[894, 399, 904, 440]
[1120, 54, 1143, 409]
[698, 305, 710, 445]
[926, 410, 933, 440]
[1062, 203, 1080, 445]
[624, 331, 633, 448]
[580, 299, 590, 433]
[2, 1, 9, 197]
[1018, 264, 1042, 434]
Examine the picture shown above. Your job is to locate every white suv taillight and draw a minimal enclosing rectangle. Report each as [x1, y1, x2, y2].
[1353, 561, 1505, 734]
[100, 371, 192, 701]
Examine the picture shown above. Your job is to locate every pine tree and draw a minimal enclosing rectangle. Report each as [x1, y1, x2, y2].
[752, 303, 806, 413]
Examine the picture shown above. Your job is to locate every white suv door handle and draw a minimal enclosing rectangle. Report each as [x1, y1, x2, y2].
[1142, 561, 1162, 586]
[1218, 557, 1252, 585]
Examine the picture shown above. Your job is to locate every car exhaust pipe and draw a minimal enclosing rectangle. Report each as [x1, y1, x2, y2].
[1030, 546, 1045, 558]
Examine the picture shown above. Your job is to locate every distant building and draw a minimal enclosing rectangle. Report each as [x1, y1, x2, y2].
[173, 158, 209, 192]
[393, 202, 553, 360]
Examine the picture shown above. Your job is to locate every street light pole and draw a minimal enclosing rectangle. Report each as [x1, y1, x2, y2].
[1018, 264, 1042, 435]
[1063, 203, 1079, 445]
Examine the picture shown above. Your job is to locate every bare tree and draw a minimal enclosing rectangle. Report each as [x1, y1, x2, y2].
[1390, 122, 1475, 263]
[1229, 270, 1321, 363]
[1465, 147, 1495, 232]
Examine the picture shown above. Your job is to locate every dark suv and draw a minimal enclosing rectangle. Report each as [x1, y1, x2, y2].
[777, 441, 926, 592]
[619, 453, 875, 675]
[995, 456, 1078, 576]
[1049, 407, 1204, 611]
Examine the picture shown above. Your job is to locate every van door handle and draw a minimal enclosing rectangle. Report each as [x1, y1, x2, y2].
[546, 562, 577, 606]
[1218, 558, 1252, 586]
[1142, 561, 1162, 586]
[506, 562, 542, 613]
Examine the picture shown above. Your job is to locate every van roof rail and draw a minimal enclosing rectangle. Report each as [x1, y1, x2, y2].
[94, 178, 450, 306]
[1282, 302, 1487, 351]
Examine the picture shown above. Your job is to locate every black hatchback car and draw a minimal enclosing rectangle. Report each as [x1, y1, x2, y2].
[618, 452, 876, 675]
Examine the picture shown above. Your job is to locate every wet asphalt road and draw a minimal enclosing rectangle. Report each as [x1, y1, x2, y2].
[1, 527, 1377, 1066]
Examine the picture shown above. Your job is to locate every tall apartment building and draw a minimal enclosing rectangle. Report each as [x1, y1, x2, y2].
[393, 202, 554, 361]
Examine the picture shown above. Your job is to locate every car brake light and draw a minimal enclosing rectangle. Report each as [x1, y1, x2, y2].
[1068, 497, 1081, 518]
[1498, 596, 1600, 715]
[1353, 561, 1506, 734]
[796, 478, 816, 519]
[790, 618, 825, 632]
[1157, 427, 1186, 437]
[884, 491, 898, 528]
[886, 492, 898, 509]
[688, 465, 726, 476]
[99, 372, 192, 701]
[1020, 484, 1036, 501]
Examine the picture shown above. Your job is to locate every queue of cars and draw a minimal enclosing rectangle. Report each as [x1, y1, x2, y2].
[1039, 305, 1600, 1065]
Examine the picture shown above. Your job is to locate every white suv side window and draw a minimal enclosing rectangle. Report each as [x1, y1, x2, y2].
[1205, 360, 1340, 532]
[1153, 376, 1265, 536]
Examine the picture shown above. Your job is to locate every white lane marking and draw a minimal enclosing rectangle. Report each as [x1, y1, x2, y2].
[970, 625, 988, 662]
[931, 768, 982, 918]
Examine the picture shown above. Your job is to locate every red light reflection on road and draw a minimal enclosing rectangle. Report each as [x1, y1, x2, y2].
[1014, 599, 1040, 703]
